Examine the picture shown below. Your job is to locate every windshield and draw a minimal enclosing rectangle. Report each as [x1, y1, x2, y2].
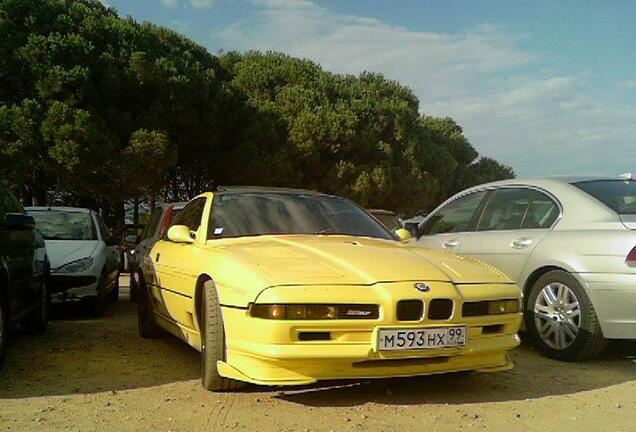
[208, 192, 395, 240]
[28, 210, 97, 241]
[573, 180, 636, 214]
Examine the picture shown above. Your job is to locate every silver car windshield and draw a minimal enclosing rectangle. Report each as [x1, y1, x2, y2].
[573, 180, 636, 214]
[28, 210, 97, 241]
[208, 192, 394, 240]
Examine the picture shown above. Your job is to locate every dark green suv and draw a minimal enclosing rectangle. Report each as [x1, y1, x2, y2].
[0, 184, 50, 371]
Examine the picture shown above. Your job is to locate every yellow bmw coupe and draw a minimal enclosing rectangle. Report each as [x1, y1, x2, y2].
[136, 187, 522, 391]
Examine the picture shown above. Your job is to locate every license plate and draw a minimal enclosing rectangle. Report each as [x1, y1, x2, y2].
[378, 326, 467, 351]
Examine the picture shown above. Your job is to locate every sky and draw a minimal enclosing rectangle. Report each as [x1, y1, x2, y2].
[103, 0, 636, 177]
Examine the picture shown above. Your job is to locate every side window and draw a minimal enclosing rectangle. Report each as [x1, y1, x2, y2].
[421, 191, 487, 235]
[477, 188, 533, 231]
[172, 198, 206, 232]
[141, 208, 163, 240]
[522, 191, 559, 229]
[95, 214, 111, 241]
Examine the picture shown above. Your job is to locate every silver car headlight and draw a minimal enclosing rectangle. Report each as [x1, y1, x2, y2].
[56, 257, 94, 274]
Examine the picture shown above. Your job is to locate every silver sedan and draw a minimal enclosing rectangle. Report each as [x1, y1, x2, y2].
[414, 175, 636, 361]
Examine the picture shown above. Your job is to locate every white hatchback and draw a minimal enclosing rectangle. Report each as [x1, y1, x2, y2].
[26, 207, 120, 317]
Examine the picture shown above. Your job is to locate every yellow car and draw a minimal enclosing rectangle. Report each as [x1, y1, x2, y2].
[137, 187, 522, 391]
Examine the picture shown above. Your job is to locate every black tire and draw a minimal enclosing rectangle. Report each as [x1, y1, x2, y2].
[21, 279, 49, 334]
[0, 290, 7, 372]
[525, 270, 607, 361]
[138, 274, 163, 338]
[107, 273, 119, 303]
[129, 271, 139, 303]
[201, 280, 244, 391]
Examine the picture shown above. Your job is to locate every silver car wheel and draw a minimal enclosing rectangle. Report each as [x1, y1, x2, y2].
[534, 282, 581, 350]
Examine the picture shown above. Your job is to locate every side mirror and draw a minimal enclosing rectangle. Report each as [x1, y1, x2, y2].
[4, 213, 35, 231]
[106, 236, 121, 246]
[124, 234, 138, 244]
[167, 225, 195, 244]
[395, 228, 412, 242]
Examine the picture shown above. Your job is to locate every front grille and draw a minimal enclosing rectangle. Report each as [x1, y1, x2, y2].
[396, 300, 424, 321]
[428, 299, 453, 320]
[336, 304, 380, 320]
[298, 332, 331, 341]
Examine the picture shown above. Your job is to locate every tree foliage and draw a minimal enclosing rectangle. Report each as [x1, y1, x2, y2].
[0, 0, 514, 225]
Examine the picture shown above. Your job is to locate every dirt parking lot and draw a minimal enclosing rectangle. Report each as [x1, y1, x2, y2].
[1, 276, 636, 432]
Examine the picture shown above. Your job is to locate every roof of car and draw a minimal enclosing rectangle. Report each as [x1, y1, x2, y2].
[217, 186, 326, 195]
[463, 175, 633, 192]
[156, 201, 187, 209]
[26, 206, 91, 213]
[367, 209, 397, 216]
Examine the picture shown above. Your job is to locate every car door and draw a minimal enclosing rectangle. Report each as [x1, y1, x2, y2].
[149, 198, 207, 327]
[0, 186, 37, 321]
[457, 187, 560, 284]
[415, 191, 488, 252]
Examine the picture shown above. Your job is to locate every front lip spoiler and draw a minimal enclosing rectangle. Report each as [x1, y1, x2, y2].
[49, 274, 97, 293]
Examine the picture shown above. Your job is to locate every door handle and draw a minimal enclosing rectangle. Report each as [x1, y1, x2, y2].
[442, 239, 459, 249]
[511, 238, 533, 249]
[155, 253, 160, 262]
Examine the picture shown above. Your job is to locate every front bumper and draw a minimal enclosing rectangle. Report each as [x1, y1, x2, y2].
[49, 274, 98, 302]
[576, 272, 636, 339]
[219, 281, 522, 385]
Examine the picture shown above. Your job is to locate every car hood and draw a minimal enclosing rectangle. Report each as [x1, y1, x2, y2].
[209, 235, 511, 286]
[45, 240, 99, 269]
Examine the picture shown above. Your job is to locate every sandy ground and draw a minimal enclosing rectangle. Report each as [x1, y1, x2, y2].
[1, 276, 636, 432]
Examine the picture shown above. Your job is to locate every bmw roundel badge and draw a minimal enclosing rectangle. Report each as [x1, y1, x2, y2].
[414, 282, 431, 292]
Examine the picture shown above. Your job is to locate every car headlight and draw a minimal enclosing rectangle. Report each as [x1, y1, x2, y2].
[462, 299, 520, 317]
[56, 257, 94, 274]
[249, 304, 379, 320]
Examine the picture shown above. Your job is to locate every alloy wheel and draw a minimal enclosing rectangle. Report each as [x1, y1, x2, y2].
[534, 282, 581, 349]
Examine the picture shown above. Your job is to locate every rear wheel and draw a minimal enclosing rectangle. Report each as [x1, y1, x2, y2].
[201, 280, 244, 391]
[138, 273, 162, 338]
[129, 272, 139, 303]
[525, 270, 607, 361]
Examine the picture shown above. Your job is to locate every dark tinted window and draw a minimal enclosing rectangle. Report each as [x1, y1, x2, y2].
[522, 191, 559, 229]
[420, 191, 487, 235]
[173, 198, 206, 232]
[477, 188, 532, 231]
[573, 180, 636, 214]
[209, 192, 394, 240]
[369, 211, 402, 232]
[142, 208, 163, 240]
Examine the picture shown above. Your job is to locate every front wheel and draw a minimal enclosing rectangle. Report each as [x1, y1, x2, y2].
[201, 280, 244, 391]
[525, 270, 607, 361]
[22, 279, 49, 334]
[0, 292, 7, 372]
[137, 273, 163, 338]
[107, 274, 119, 303]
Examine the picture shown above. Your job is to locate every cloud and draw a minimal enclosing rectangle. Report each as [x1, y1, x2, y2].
[159, 0, 214, 8]
[189, 0, 214, 8]
[217, 0, 636, 177]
